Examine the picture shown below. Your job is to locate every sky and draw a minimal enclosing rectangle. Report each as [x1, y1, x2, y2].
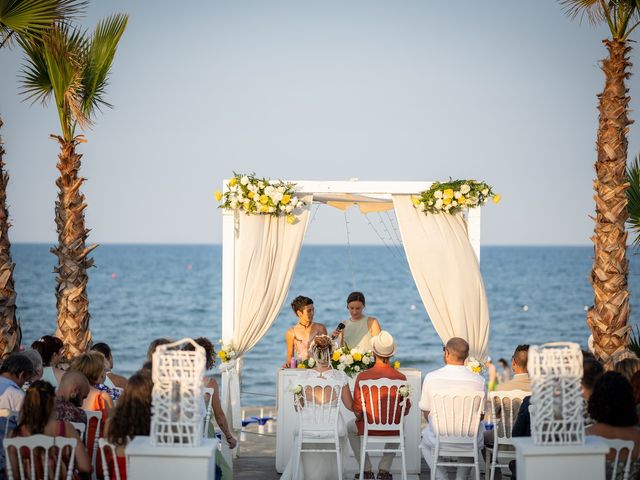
[0, 0, 638, 245]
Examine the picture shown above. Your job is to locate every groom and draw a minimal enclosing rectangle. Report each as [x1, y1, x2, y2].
[348, 331, 410, 480]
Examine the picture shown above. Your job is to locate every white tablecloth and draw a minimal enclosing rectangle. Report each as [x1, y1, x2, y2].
[275, 368, 422, 474]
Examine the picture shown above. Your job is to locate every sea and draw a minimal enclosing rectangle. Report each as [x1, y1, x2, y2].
[12, 244, 640, 406]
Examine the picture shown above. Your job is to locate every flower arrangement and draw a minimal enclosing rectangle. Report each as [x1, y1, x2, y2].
[412, 180, 500, 215]
[216, 173, 307, 224]
[398, 384, 412, 398]
[331, 345, 374, 378]
[465, 356, 485, 375]
[298, 357, 316, 369]
[216, 341, 237, 363]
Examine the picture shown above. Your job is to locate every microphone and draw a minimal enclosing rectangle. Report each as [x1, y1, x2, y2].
[331, 322, 346, 340]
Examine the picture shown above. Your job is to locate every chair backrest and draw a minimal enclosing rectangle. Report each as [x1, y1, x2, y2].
[202, 387, 214, 437]
[99, 438, 124, 480]
[591, 436, 635, 480]
[295, 378, 343, 432]
[358, 379, 409, 434]
[488, 390, 528, 442]
[83, 410, 102, 475]
[3, 434, 77, 480]
[69, 422, 86, 440]
[431, 392, 485, 442]
[0, 408, 19, 438]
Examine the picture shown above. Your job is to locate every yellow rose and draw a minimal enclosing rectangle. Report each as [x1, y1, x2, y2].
[261, 205, 269, 213]
[332, 351, 341, 361]
[282, 194, 291, 205]
[215, 190, 223, 201]
[297, 363, 305, 369]
[352, 352, 362, 361]
[248, 191, 255, 199]
[259, 194, 269, 205]
[229, 177, 237, 187]
[443, 189, 454, 199]
[243, 201, 251, 211]
[411, 196, 420, 206]
[443, 197, 452, 205]
[287, 215, 296, 225]
[458, 195, 466, 205]
[493, 194, 501, 204]
[217, 351, 227, 360]
[394, 361, 400, 369]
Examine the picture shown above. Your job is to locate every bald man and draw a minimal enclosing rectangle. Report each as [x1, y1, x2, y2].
[419, 338, 486, 480]
[56, 371, 90, 425]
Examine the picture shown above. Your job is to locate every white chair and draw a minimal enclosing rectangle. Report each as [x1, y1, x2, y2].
[292, 378, 344, 480]
[202, 387, 214, 438]
[0, 408, 19, 438]
[3, 434, 77, 480]
[69, 422, 86, 440]
[591, 436, 635, 480]
[485, 390, 528, 480]
[429, 392, 484, 480]
[98, 438, 125, 480]
[83, 410, 102, 480]
[358, 379, 409, 480]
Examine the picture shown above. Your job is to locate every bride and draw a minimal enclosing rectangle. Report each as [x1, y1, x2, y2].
[280, 335, 353, 480]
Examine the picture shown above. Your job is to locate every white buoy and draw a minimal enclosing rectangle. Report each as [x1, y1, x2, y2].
[522, 305, 529, 312]
[584, 305, 589, 312]
[410, 304, 416, 310]
[258, 408, 265, 435]
[267, 410, 275, 433]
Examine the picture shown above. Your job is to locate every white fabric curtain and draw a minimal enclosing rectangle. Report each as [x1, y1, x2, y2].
[391, 195, 489, 359]
[221, 198, 312, 429]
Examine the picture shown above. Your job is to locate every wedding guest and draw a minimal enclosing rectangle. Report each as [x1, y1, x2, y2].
[497, 358, 511, 384]
[603, 349, 638, 372]
[337, 292, 381, 352]
[184, 337, 237, 449]
[56, 370, 90, 425]
[496, 345, 530, 392]
[0, 353, 35, 411]
[587, 372, 640, 477]
[91, 342, 128, 389]
[31, 335, 65, 387]
[285, 296, 327, 366]
[487, 357, 498, 391]
[420, 337, 485, 480]
[70, 351, 113, 431]
[349, 331, 409, 480]
[105, 371, 153, 480]
[146, 337, 172, 362]
[6, 381, 92, 478]
[582, 357, 604, 401]
[21, 349, 43, 383]
[615, 357, 640, 382]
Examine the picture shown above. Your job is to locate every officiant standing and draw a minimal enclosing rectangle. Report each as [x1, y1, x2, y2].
[285, 296, 328, 367]
[336, 292, 382, 352]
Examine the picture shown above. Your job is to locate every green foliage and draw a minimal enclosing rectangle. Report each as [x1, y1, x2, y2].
[628, 325, 640, 358]
[627, 155, 640, 247]
[560, 0, 640, 40]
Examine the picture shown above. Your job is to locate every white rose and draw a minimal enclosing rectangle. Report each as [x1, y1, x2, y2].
[339, 355, 346, 363]
[444, 203, 452, 210]
[454, 191, 461, 199]
[434, 190, 443, 199]
[481, 188, 489, 196]
[285, 205, 294, 213]
[344, 355, 353, 365]
[279, 205, 286, 211]
[461, 184, 471, 194]
[451, 201, 458, 207]
[291, 196, 298, 204]
[469, 197, 478, 205]
[307, 358, 315, 367]
[230, 200, 238, 209]
[292, 385, 302, 394]
[418, 203, 425, 211]
[354, 365, 360, 372]
[362, 356, 370, 365]
[240, 176, 249, 185]
[268, 206, 275, 213]
[248, 184, 257, 192]
[337, 364, 345, 371]
[258, 181, 265, 189]
[435, 199, 443, 209]
[272, 191, 283, 202]
[277, 186, 285, 193]
[296, 201, 304, 208]
[428, 201, 433, 206]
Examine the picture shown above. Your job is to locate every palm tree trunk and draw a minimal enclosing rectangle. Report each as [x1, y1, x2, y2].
[588, 39, 633, 361]
[51, 135, 96, 358]
[0, 117, 21, 357]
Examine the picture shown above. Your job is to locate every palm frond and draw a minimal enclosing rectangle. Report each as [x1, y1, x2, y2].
[18, 35, 53, 105]
[629, 325, 640, 357]
[81, 13, 127, 116]
[560, 0, 607, 26]
[0, 0, 87, 45]
[627, 155, 640, 247]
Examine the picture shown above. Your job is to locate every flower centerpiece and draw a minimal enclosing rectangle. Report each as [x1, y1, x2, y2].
[331, 345, 374, 378]
[298, 357, 316, 369]
[216, 173, 307, 224]
[398, 384, 412, 398]
[465, 356, 485, 375]
[412, 180, 500, 215]
[216, 340, 237, 364]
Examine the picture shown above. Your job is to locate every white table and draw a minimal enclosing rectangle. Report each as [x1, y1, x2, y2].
[275, 368, 422, 475]
[126, 436, 218, 480]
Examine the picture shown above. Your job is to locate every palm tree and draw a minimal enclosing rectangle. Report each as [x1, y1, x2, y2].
[562, 1, 640, 360]
[19, 14, 127, 358]
[628, 155, 640, 246]
[0, 0, 86, 357]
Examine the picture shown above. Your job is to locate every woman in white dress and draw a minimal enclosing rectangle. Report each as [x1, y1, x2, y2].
[281, 335, 353, 480]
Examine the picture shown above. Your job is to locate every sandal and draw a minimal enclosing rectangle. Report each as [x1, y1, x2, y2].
[354, 472, 375, 480]
[377, 472, 393, 480]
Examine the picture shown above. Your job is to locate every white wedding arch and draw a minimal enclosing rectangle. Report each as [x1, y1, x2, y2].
[218, 180, 491, 430]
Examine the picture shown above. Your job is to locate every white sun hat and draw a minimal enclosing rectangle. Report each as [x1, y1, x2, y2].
[371, 330, 397, 358]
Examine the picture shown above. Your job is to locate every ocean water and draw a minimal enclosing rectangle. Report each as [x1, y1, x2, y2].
[12, 244, 640, 406]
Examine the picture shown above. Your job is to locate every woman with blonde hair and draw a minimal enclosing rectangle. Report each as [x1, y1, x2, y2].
[70, 351, 113, 432]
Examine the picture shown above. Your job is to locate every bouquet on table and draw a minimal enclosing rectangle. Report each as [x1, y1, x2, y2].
[331, 345, 375, 378]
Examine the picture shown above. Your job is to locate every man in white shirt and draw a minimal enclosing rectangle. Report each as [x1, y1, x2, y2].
[420, 337, 486, 480]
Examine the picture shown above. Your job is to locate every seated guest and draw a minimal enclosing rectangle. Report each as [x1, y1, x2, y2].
[582, 357, 604, 401]
[420, 337, 485, 480]
[105, 371, 153, 480]
[0, 353, 35, 411]
[21, 349, 43, 383]
[349, 331, 409, 480]
[146, 337, 172, 363]
[587, 371, 640, 478]
[56, 370, 90, 424]
[615, 358, 640, 383]
[70, 351, 113, 430]
[7, 381, 92, 478]
[91, 342, 127, 389]
[496, 345, 530, 392]
[603, 349, 638, 372]
[31, 335, 65, 387]
[184, 337, 237, 449]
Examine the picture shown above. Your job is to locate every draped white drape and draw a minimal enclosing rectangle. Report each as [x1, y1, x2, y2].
[391, 195, 490, 359]
[220, 199, 312, 430]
